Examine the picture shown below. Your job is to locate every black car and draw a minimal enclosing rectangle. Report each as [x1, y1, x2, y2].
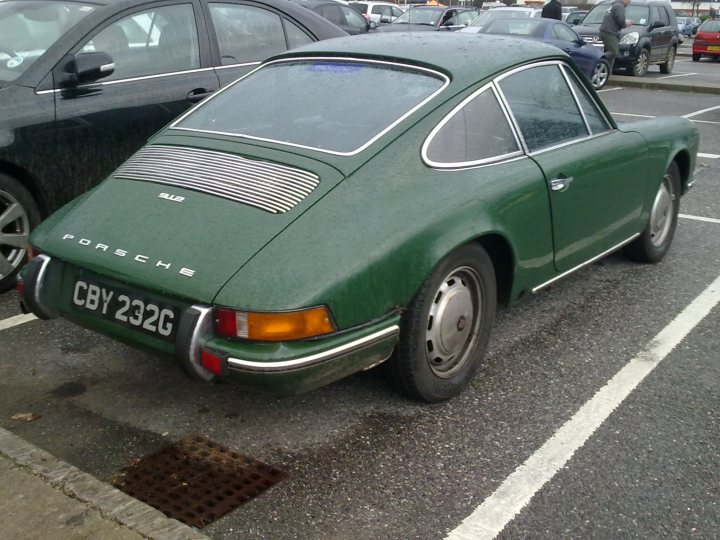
[294, 0, 376, 34]
[574, 0, 680, 77]
[565, 9, 587, 26]
[377, 5, 480, 32]
[0, 0, 346, 291]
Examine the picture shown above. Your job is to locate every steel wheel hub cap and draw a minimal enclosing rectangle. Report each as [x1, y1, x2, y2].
[649, 175, 674, 247]
[0, 189, 29, 280]
[425, 267, 482, 378]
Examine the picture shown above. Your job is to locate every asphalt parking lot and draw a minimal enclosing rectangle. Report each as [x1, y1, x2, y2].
[1, 82, 719, 539]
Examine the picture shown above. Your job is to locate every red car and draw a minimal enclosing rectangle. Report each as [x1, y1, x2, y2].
[692, 19, 720, 61]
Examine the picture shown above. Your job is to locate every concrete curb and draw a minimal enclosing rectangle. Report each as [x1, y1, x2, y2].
[606, 75, 720, 94]
[0, 428, 209, 540]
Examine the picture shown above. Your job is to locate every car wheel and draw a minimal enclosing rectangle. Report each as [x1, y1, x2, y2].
[0, 174, 40, 292]
[624, 162, 680, 263]
[591, 59, 610, 89]
[388, 244, 496, 402]
[692, 53, 701, 62]
[632, 48, 650, 77]
[659, 46, 675, 74]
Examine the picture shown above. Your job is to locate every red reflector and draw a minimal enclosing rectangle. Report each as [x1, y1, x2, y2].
[215, 308, 237, 337]
[201, 350, 223, 375]
[15, 279, 24, 296]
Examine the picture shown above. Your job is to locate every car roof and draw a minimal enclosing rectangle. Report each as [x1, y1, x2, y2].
[272, 32, 565, 87]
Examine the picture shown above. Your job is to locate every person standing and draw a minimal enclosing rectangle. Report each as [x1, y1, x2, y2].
[541, 0, 562, 20]
[600, 0, 632, 72]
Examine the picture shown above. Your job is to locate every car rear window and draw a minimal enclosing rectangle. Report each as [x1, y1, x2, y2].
[699, 20, 720, 33]
[174, 59, 448, 154]
[582, 4, 649, 26]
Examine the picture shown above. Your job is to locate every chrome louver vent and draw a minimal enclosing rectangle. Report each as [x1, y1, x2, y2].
[114, 145, 320, 214]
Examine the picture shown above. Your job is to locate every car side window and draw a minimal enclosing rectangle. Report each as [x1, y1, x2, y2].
[425, 86, 520, 166]
[498, 64, 589, 152]
[650, 6, 660, 26]
[209, 3, 287, 65]
[392, 6, 403, 17]
[562, 66, 611, 135]
[284, 19, 313, 49]
[342, 5, 368, 28]
[659, 6, 670, 27]
[82, 4, 199, 81]
[553, 24, 578, 42]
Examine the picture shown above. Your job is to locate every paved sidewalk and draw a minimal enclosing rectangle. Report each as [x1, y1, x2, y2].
[0, 428, 209, 540]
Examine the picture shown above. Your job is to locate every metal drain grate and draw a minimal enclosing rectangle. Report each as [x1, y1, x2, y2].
[112, 434, 287, 527]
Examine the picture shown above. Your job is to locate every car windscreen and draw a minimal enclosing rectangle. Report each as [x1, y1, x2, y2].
[468, 9, 531, 28]
[0, 1, 96, 83]
[482, 18, 545, 36]
[174, 60, 447, 154]
[393, 7, 444, 25]
[581, 4, 649, 26]
[699, 20, 720, 33]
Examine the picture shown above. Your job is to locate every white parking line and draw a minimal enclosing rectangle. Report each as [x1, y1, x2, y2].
[683, 104, 720, 119]
[680, 213, 720, 224]
[0, 313, 37, 331]
[447, 274, 720, 540]
[611, 112, 655, 118]
[658, 72, 697, 79]
[698, 153, 720, 159]
[598, 87, 623, 93]
[610, 111, 720, 126]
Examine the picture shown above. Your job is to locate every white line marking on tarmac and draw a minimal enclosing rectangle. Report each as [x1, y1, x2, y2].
[0, 313, 37, 331]
[611, 112, 655, 118]
[446, 274, 720, 540]
[598, 87, 623, 93]
[680, 213, 720, 224]
[683, 104, 720, 119]
[698, 153, 720, 159]
[658, 72, 697, 79]
[692, 120, 720, 125]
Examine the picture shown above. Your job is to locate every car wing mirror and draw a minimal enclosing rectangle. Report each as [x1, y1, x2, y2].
[67, 52, 115, 85]
[650, 20, 663, 29]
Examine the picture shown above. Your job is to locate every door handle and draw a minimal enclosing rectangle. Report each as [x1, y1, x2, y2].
[550, 176, 574, 192]
[186, 89, 214, 103]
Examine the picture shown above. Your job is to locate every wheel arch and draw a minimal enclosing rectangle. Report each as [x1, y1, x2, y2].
[671, 149, 692, 195]
[472, 233, 515, 308]
[0, 161, 48, 217]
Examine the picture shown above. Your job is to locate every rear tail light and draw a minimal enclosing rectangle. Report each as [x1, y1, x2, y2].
[214, 306, 335, 341]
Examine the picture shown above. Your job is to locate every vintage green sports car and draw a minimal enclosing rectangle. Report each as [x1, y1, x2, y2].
[19, 33, 699, 402]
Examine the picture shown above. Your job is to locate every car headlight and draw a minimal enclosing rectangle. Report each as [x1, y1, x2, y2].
[620, 32, 639, 45]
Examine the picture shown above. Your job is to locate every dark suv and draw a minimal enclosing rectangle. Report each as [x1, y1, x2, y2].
[574, 0, 680, 77]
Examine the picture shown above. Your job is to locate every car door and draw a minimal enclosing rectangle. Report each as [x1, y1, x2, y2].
[205, 1, 313, 86]
[52, 0, 220, 192]
[549, 22, 595, 74]
[497, 62, 648, 272]
[647, 5, 669, 61]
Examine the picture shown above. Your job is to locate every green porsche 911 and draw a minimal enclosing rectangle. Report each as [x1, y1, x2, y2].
[19, 33, 699, 402]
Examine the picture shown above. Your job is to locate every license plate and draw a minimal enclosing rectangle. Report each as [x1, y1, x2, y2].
[71, 277, 179, 341]
[707, 45, 720, 51]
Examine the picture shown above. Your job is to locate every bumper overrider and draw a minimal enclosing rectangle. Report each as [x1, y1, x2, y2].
[18, 255, 401, 395]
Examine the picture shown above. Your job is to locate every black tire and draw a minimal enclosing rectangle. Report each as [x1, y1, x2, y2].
[692, 53, 700, 62]
[624, 162, 680, 263]
[591, 59, 610, 90]
[632, 48, 650, 77]
[388, 244, 496, 402]
[0, 173, 41, 292]
[659, 46, 676, 74]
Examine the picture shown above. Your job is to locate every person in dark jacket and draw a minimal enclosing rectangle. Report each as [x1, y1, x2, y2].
[541, 0, 562, 20]
[600, 0, 632, 71]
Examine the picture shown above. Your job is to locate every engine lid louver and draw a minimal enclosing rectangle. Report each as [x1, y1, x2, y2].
[114, 145, 320, 214]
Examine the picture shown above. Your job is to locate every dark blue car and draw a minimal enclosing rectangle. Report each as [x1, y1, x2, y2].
[481, 17, 609, 90]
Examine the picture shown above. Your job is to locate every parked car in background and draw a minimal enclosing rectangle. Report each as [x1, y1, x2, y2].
[349, 1, 404, 23]
[480, 18, 610, 89]
[676, 16, 700, 36]
[377, 5, 480, 32]
[692, 19, 720, 61]
[459, 6, 543, 33]
[20, 33, 698, 402]
[0, 0, 345, 291]
[565, 9, 587, 25]
[574, 0, 680, 76]
[296, 0, 376, 33]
